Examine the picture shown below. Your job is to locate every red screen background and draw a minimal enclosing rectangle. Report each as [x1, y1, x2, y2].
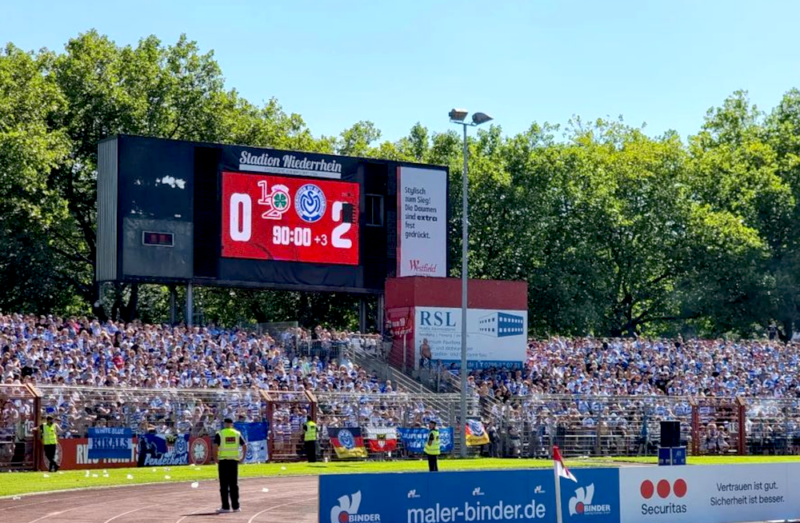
[221, 172, 359, 265]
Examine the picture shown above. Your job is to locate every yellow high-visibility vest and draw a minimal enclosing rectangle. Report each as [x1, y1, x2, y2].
[217, 428, 241, 460]
[424, 429, 440, 456]
[304, 421, 317, 442]
[42, 424, 58, 445]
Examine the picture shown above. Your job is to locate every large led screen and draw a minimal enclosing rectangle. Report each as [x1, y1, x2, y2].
[221, 172, 359, 265]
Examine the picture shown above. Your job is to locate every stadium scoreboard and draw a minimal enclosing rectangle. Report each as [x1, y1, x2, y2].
[96, 135, 449, 294]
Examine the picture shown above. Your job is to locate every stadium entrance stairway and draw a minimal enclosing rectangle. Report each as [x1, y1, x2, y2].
[349, 344, 481, 456]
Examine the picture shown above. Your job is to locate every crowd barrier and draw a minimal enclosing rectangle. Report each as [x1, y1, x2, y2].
[321, 463, 800, 523]
[36, 422, 487, 470]
[8, 384, 800, 471]
[48, 435, 215, 470]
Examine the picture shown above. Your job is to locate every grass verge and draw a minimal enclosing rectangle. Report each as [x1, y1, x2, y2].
[2, 455, 799, 497]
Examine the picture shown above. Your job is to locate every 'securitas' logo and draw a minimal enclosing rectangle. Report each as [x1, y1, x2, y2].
[639, 478, 688, 515]
[295, 184, 326, 223]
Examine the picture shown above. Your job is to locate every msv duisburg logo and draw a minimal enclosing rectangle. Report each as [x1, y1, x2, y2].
[569, 484, 611, 517]
[331, 491, 381, 523]
[338, 429, 355, 449]
[295, 184, 327, 223]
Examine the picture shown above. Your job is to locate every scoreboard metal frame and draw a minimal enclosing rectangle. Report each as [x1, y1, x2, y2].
[96, 135, 449, 295]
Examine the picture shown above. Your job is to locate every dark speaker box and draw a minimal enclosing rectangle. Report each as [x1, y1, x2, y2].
[660, 420, 680, 448]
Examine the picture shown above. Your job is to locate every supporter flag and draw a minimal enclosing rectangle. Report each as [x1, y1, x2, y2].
[328, 428, 368, 458]
[465, 420, 490, 446]
[365, 427, 397, 452]
[553, 445, 576, 482]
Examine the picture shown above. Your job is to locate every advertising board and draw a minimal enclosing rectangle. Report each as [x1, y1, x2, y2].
[414, 307, 527, 369]
[397, 167, 448, 278]
[619, 463, 800, 523]
[320, 470, 557, 523]
[44, 436, 213, 471]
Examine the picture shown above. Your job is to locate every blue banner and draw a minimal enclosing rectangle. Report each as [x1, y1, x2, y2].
[137, 433, 190, 467]
[320, 469, 557, 523]
[397, 427, 454, 453]
[87, 427, 133, 460]
[234, 421, 269, 463]
[559, 468, 620, 523]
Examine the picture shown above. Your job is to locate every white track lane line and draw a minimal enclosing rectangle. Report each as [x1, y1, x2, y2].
[3, 495, 96, 511]
[102, 505, 158, 523]
[247, 499, 312, 523]
[24, 483, 214, 523]
[26, 506, 85, 523]
[175, 485, 317, 523]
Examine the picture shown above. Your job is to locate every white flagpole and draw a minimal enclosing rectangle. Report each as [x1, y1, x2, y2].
[554, 456, 564, 523]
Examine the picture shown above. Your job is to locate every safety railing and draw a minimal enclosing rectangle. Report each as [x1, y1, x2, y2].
[14, 386, 800, 462]
[0, 384, 41, 471]
[37, 385, 266, 438]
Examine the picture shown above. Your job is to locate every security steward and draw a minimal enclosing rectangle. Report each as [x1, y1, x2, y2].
[213, 418, 247, 514]
[424, 420, 440, 472]
[303, 417, 318, 463]
[36, 416, 60, 472]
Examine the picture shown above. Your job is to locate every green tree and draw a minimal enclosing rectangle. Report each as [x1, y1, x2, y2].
[0, 44, 77, 313]
[22, 31, 330, 320]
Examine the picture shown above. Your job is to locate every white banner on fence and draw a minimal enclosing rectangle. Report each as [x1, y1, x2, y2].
[620, 463, 800, 523]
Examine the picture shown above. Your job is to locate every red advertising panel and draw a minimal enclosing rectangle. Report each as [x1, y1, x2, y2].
[44, 438, 137, 471]
[221, 172, 359, 265]
[42, 437, 213, 471]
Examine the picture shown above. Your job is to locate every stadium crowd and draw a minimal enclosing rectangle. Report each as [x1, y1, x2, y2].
[464, 336, 800, 400]
[0, 313, 386, 393]
[3, 313, 800, 458]
[5, 313, 797, 400]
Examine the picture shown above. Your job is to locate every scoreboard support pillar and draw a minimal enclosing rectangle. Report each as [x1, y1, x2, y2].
[377, 294, 385, 336]
[358, 297, 367, 334]
[186, 283, 194, 327]
[169, 285, 177, 326]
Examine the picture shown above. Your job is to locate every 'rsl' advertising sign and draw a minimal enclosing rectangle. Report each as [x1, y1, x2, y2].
[414, 307, 527, 369]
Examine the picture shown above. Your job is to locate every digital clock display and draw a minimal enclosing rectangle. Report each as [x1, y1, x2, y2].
[220, 172, 359, 265]
[142, 232, 174, 247]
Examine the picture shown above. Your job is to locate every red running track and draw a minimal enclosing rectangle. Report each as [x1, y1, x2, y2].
[0, 476, 318, 523]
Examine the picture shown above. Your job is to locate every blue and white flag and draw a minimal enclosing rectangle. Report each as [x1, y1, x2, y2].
[137, 433, 190, 467]
[88, 427, 134, 460]
[397, 427, 453, 453]
[234, 422, 269, 463]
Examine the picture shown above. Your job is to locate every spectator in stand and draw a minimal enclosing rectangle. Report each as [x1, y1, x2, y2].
[702, 422, 729, 454]
[419, 339, 432, 369]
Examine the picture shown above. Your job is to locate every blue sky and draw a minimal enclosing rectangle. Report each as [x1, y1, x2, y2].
[3, 0, 800, 142]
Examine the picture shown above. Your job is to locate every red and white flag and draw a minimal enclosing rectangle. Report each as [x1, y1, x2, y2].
[553, 446, 577, 482]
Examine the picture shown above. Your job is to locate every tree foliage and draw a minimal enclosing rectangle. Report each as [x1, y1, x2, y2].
[3, 32, 800, 337]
